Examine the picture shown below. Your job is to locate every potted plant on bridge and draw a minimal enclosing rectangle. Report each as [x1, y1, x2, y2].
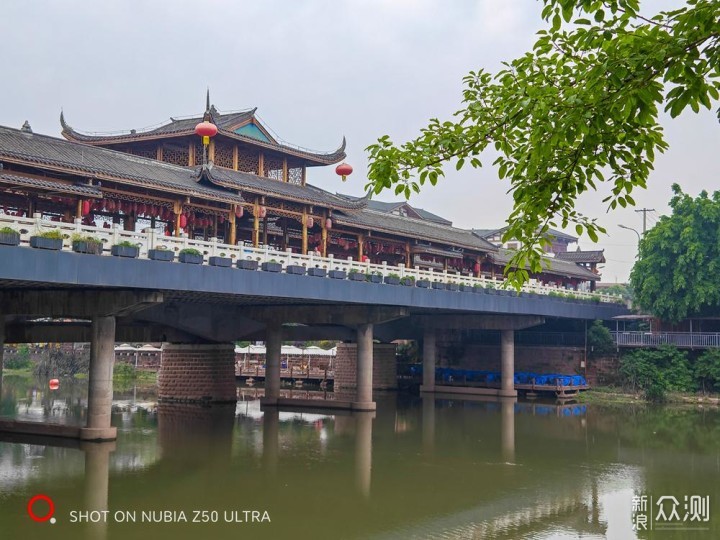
[29, 229, 64, 250]
[209, 252, 232, 267]
[0, 227, 20, 246]
[367, 271, 383, 284]
[459, 283, 475, 292]
[307, 266, 327, 277]
[286, 264, 306, 275]
[111, 240, 140, 258]
[416, 278, 431, 288]
[431, 280, 446, 290]
[349, 268, 366, 281]
[237, 258, 259, 270]
[473, 283, 485, 293]
[384, 273, 401, 285]
[261, 259, 282, 272]
[148, 246, 174, 262]
[328, 268, 346, 279]
[400, 276, 415, 287]
[446, 281, 459, 292]
[71, 233, 103, 255]
[179, 248, 204, 264]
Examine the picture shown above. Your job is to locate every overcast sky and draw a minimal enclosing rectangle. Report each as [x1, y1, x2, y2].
[2, 0, 717, 282]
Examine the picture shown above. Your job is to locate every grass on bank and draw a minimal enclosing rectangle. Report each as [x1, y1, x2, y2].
[579, 386, 720, 406]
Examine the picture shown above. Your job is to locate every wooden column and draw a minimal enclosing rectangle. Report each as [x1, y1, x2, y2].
[476, 255, 482, 277]
[443, 258, 449, 272]
[208, 140, 215, 163]
[229, 208, 237, 245]
[76, 199, 83, 219]
[282, 158, 288, 183]
[188, 143, 195, 167]
[301, 166, 307, 186]
[253, 201, 260, 247]
[232, 145, 239, 171]
[174, 201, 182, 238]
[358, 234, 365, 261]
[258, 153, 265, 177]
[301, 209, 308, 255]
[405, 242, 411, 267]
[263, 216, 268, 245]
[156, 146, 163, 162]
[321, 215, 328, 257]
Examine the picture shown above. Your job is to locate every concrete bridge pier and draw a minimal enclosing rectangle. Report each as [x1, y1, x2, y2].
[82, 440, 114, 540]
[262, 408, 280, 476]
[81, 316, 118, 442]
[499, 329, 517, 398]
[422, 395, 436, 454]
[500, 397, 516, 462]
[353, 323, 376, 412]
[420, 329, 436, 393]
[0, 315, 5, 390]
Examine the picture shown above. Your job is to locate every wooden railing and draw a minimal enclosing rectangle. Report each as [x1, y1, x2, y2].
[0, 213, 623, 303]
[612, 331, 720, 349]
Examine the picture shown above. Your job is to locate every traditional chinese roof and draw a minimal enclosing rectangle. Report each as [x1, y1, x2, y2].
[491, 248, 600, 281]
[0, 126, 363, 210]
[337, 194, 453, 225]
[555, 249, 606, 264]
[0, 172, 103, 197]
[474, 226, 578, 243]
[60, 104, 346, 166]
[333, 208, 497, 254]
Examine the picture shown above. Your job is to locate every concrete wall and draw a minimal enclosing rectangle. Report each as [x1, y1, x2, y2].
[334, 343, 397, 391]
[158, 343, 236, 403]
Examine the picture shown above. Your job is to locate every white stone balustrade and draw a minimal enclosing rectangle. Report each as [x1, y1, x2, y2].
[0, 213, 622, 304]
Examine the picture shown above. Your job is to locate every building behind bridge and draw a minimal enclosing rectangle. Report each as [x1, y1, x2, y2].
[0, 96, 602, 289]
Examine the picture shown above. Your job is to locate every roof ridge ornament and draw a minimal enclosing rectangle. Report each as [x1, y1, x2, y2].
[21, 121, 33, 134]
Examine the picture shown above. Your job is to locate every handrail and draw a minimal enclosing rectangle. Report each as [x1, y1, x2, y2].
[0, 213, 623, 304]
[611, 331, 720, 348]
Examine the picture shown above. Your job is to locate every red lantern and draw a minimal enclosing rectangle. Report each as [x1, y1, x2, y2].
[335, 162, 353, 181]
[81, 200, 91, 216]
[235, 206, 244, 219]
[194, 121, 218, 139]
[325, 218, 332, 230]
[179, 214, 188, 228]
[258, 206, 267, 219]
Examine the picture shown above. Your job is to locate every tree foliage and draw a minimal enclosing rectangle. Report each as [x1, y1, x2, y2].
[631, 185, 720, 321]
[694, 348, 720, 393]
[619, 345, 693, 401]
[587, 320, 616, 358]
[366, 0, 720, 286]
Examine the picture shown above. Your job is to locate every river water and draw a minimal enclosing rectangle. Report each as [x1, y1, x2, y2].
[0, 375, 718, 540]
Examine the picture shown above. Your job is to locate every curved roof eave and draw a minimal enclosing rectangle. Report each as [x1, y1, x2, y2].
[60, 111, 346, 165]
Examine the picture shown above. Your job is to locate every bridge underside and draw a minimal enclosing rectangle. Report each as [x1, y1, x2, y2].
[0, 248, 627, 440]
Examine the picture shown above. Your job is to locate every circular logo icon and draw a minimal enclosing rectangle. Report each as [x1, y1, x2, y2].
[27, 494, 55, 523]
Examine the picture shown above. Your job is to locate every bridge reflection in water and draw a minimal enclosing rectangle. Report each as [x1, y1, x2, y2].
[2, 376, 718, 539]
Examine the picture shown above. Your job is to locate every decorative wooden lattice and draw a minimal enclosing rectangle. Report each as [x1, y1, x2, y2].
[288, 167, 303, 185]
[195, 142, 206, 165]
[237, 150, 259, 174]
[163, 144, 189, 166]
[264, 157, 284, 181]
[214, 142, 234, 169]
[129, 147, 156, 160]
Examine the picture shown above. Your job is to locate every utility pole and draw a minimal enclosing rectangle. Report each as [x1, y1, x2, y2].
[635, 208, 655, 234]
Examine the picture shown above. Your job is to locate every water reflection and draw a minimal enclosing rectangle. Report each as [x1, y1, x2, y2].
[0, 377, 719, 539]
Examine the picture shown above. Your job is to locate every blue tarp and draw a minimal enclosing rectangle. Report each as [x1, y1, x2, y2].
[433, 368, 587, 386]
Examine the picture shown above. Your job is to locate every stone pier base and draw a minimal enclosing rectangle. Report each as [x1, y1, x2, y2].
[334, 343, 397, 392]
[158, 343, 236, 403]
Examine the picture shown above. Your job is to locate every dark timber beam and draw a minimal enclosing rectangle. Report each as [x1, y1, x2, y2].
[247, 305, 410, 326]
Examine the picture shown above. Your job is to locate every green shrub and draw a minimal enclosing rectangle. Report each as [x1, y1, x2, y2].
[114, 240, 138, 248]
[695, 349, 720, 394]
[587, 320, 615, 358]
[37, 229, 63, 239]
[113, 362, 136, 380]
[5, 345, 31, 369]
[0, 226, 17, 234]
[179, 248, 202, 256]
[71, 233, 102, 244]
[619, 346, 693, 401]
